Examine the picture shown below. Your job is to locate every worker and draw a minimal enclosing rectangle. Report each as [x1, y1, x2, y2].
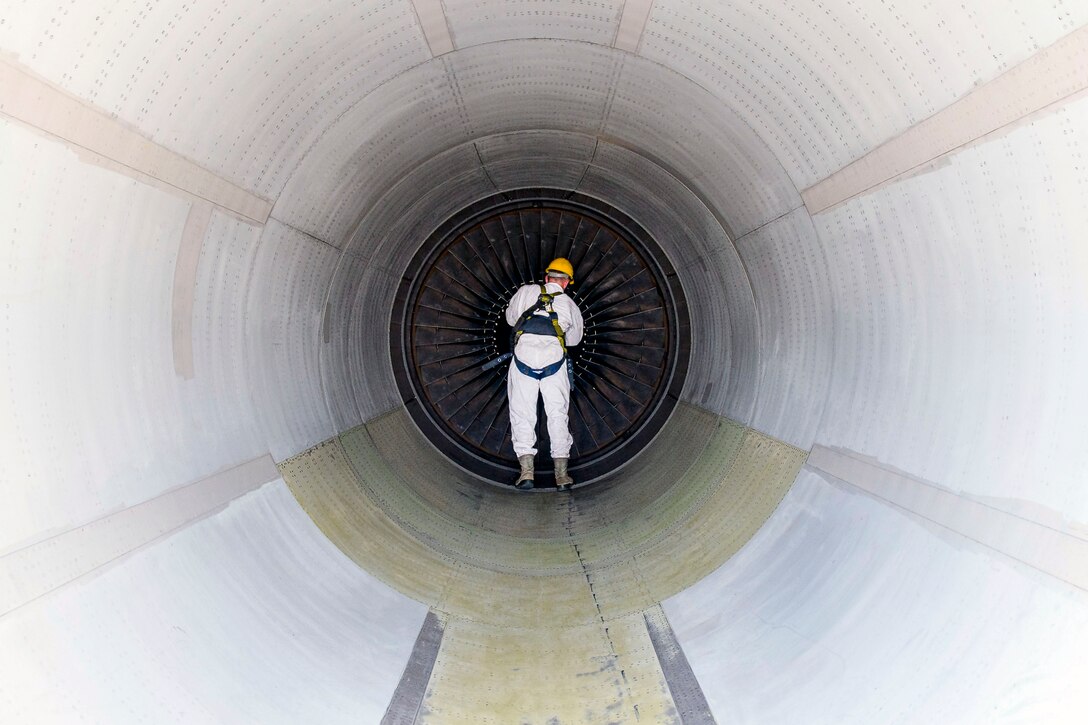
[506, 257, 584, 491]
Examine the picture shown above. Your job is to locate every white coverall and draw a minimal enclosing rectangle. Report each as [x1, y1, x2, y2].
[505, 282, 584, 458]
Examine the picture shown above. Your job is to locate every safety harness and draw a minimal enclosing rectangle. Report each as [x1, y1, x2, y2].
[511, 285, 571, 381]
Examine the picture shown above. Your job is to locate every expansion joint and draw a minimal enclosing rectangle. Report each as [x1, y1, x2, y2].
[562, 492, 641, 721]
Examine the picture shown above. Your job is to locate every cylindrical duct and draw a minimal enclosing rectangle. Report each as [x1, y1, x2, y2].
[1, 3, 1087, 723]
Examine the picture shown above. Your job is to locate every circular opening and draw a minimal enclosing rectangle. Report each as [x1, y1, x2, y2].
[391, 190, 690, 486]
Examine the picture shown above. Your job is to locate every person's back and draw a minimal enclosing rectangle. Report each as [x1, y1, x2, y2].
[505, 258, 583, 490]
[505, 282, 582, 370]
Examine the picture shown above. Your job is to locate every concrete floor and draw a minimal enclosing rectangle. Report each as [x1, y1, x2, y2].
[2, 2, 1087, 722]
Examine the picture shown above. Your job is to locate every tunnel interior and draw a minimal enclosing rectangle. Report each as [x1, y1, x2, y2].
[393, 188, 689, 486]
[2, 1, 1088, 723]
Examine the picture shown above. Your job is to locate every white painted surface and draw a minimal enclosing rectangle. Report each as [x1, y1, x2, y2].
[0, 60, 272, 223]
[270, 59, 466, 247]
[641, 0, 1088, 188]
[602, 50, 800, 237]
[814, 96, 1088, 523]
[803, 24, 1088, 213]
[0, 455, 279, 616]
[0, 119, 265, 555]
[808, 446, 1088, 592]
[0, 1, 432, 200]
[474, 129, 598, 190]
[665, 469, 1088, 724]
[245, 219, 341, 460]
[735, 207, 831, 449]
[189, 210, 267, 461]
[445, 0, 622, 48]
[0, 482, 427, 724]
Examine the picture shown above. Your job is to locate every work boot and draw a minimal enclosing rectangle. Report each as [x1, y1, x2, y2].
[553, 458, 574, 491]
[514, 455, 534, 490]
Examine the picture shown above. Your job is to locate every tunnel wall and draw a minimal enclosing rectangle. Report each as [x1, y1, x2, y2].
[811, 104, 1088, 518]
[3, 1, 1088, 722]
[0, 479, 427, 722]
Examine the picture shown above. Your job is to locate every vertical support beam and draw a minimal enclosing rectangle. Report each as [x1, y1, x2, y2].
[645, 606, 716, 724]
[410, 0, 455, 56]
[614, 0, 656, 53]
[382, 610, 445, 725]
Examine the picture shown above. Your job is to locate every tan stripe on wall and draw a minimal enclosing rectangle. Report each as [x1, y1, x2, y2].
[802, 25, 1088, 214]
[807, 446, 1088, 592]
[0, 455, 281, 616]
[172, 202, 213, 379]
[0, 59, 272, 223]
[410, 0, 455, 56]
[614, 0, 657, 53]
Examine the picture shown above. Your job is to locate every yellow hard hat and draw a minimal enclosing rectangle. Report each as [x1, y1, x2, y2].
[545, 257, 574, 281]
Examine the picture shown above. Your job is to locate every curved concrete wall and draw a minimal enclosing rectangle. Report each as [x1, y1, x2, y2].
[2, 2, 1087, 722]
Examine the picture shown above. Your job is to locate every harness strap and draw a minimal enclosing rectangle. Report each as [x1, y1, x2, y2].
[512, 285, 567, 355]
[510, 284, 569, 380]
[513, 356, 566, 380]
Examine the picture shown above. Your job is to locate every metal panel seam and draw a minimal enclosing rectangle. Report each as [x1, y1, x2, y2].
[801, 25, 1088, 213]
[0, 455, 281, 616]
[645, 606, 716, 724]
[807, 447, 1088, 592]
[382, 610, 446, 725]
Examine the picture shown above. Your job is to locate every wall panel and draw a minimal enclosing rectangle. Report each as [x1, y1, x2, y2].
[0, 482, 427, 723]
[0, 119, 260, 552]
[666, 469, 1088, 723]
[737, 207, 833, 448]
[245, 220, 340, 459]
[814, 97, 1088, 521]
